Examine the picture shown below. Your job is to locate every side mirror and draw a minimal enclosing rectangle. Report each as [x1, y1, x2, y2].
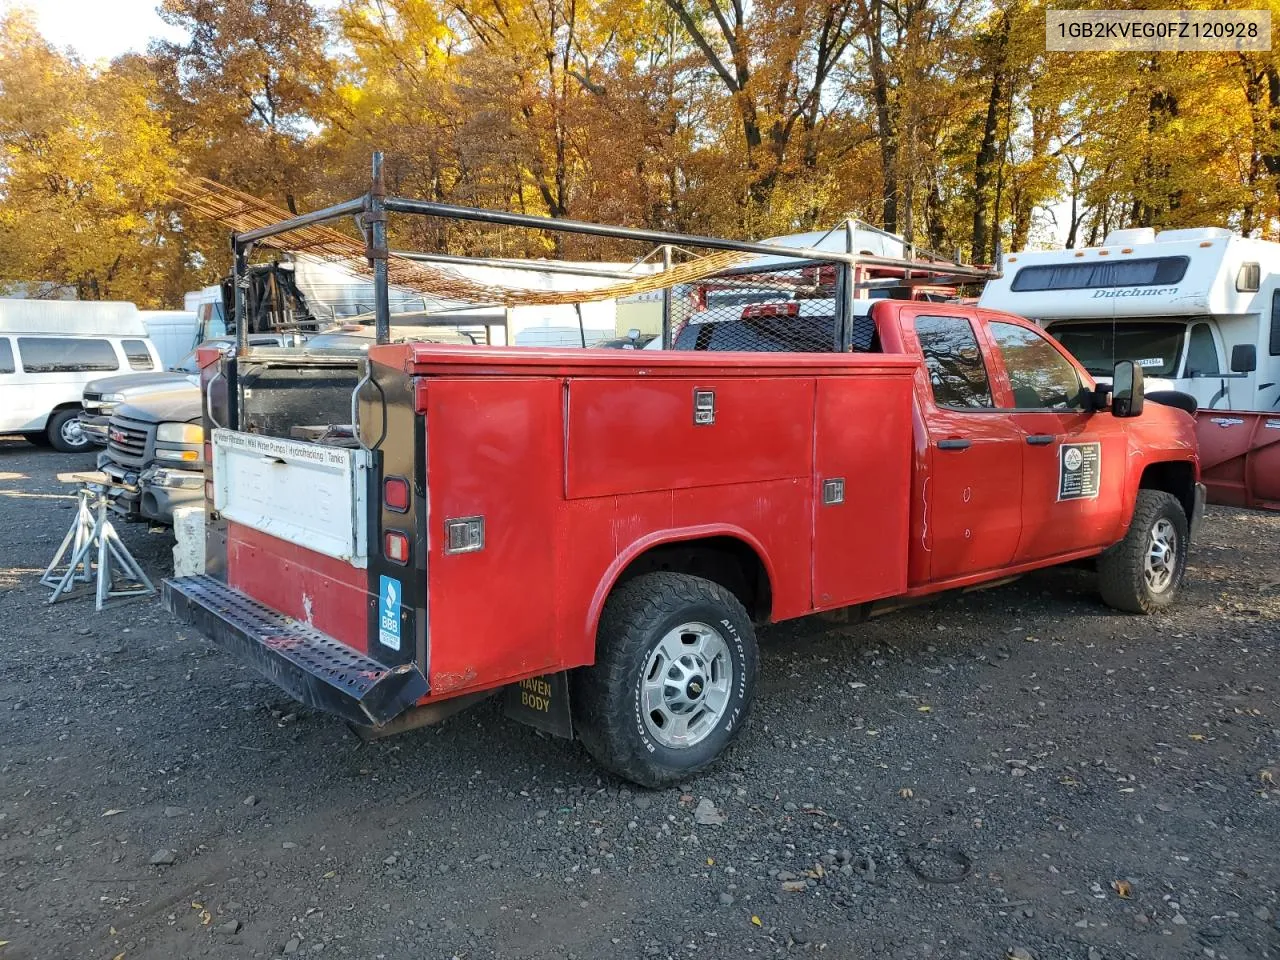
[626, 328, 641, 341]
[1230, 343, 1257, 374]
[1112, 360, 1145, 418]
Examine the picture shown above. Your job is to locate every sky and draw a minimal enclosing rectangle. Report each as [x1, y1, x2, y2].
[2, 0, 186, 62]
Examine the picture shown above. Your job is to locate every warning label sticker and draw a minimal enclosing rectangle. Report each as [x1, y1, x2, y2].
[1058, 442, 1101, 501]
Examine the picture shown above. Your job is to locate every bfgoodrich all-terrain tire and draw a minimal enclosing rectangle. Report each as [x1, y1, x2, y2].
[572, 572, 758, 789]
[1098, 489, 1189, 614]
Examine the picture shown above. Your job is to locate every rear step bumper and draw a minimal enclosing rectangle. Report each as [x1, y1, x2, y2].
[164, 575, 428, 727]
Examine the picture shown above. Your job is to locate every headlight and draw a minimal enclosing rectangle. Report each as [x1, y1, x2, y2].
[102, 393, 124, 403]
[156, 422, 204, 444]
[155, 448, 201, 462]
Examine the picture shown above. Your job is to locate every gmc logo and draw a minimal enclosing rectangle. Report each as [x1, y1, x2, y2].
[109, 429, 127, 444]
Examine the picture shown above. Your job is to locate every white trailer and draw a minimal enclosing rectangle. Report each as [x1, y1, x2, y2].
[979, 227, 1277, 413]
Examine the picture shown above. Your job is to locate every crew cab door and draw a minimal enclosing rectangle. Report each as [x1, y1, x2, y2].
[981, 316, 1128, 560]
[897, 306, 1024, 581]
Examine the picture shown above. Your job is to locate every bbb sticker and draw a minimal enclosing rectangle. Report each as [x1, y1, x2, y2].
[378, 575, 402, 651]
[1058, 442, 1101, 501]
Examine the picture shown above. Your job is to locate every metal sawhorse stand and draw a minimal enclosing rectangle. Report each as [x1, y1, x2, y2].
[41, 473, 155, 611]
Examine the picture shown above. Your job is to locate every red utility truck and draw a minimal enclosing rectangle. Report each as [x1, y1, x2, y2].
[165, 174, 1204, 787]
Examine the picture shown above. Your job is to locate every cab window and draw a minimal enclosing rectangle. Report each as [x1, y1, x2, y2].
[989, 321, 1084, 410]
[0, 339, 13, 374]
[1185, 323, 1219, 376]
[913, 315, 994, 408]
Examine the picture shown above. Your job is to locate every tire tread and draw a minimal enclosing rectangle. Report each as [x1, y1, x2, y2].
[573, 572, 757, 788]
[1097, 489, 1188, 614]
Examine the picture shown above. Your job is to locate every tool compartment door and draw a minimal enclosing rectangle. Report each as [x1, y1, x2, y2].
[811, 374, 913, 608]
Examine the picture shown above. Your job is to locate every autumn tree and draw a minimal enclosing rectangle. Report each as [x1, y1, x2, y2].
[151, 0, 334, 211]
[0, 12, 195, 304]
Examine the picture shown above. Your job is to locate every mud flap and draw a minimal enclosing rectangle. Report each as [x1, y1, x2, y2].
[503, 671, 574, 739]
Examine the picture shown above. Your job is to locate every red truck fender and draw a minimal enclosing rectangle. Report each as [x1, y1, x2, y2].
[581, 524, 777, 660]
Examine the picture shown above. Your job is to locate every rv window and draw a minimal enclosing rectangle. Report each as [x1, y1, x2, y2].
[1237, 262, 1261, 292]
[16, 337, 119, 374]
[1185, 323, 1220, 376]
[914, 316, 994, 408]
[0, 339, 13, 375]
[1010, 256, 1188, 292]
[122, 339, 155, 371]
[1271, 290, 1280, 356]
[989, 322, 1085, 410]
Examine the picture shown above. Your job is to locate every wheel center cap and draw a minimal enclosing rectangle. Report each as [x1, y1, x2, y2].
[686, 676, 705, 700]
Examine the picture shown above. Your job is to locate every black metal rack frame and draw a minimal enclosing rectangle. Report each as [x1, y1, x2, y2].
[230, 152, 995, 355]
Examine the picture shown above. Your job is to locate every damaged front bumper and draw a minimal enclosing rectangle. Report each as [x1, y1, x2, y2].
[164, 575, 428, 727]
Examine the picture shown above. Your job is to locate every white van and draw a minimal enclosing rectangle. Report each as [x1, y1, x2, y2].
[0, 300, 162, 452]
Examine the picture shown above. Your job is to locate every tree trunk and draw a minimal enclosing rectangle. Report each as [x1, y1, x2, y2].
[971, 13, 1009, 261]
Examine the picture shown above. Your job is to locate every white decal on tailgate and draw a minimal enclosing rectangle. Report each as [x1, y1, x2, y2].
[212, 429, 370, 566]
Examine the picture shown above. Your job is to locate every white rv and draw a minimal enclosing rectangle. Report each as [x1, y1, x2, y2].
[0, 299, 162, 451]
[979, 227, 1277, 412]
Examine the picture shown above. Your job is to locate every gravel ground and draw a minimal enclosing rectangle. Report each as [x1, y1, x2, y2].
[1, 437, 1278, 960]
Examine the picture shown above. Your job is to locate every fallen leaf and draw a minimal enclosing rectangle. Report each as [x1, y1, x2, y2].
[1111, 879, 1132, 898]
[322, 871, 336, 879]
[112, 954, 124, 960]
[898, 787, 914, 799]
[706, 858, 714, 866]
[101, 809, 124, 817]
[917, 705, 932, 713]
[191, 902, 203, 910]
[1261, 770, 1275, 785]
[1188, 734, 1207, 742]
[751, 915, 762, 927]
[200, 910, 212, 926]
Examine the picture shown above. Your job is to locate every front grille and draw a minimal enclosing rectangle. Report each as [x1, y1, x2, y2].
[106, 415, 151, 468]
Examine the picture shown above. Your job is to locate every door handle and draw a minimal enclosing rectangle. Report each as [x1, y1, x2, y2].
[937, 438, 971, 450]
[1025, 434, 1055, 446]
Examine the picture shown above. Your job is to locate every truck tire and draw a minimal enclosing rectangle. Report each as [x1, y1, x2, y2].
[1097, 490, 1188, 614]
[572, 572, 758, 789]
[46, 408, 92, 453]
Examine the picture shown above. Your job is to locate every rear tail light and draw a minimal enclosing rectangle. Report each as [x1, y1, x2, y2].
[384, 530, 410, 564]
[384, 476, 410, 512]
[741, 302, 799, 319]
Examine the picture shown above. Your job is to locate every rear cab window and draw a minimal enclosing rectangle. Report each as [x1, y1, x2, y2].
[0, 338, 13, 374]
[913, 315, 994, 408]
[15, 337, 120, 373]
[122, 339, 155, 371]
